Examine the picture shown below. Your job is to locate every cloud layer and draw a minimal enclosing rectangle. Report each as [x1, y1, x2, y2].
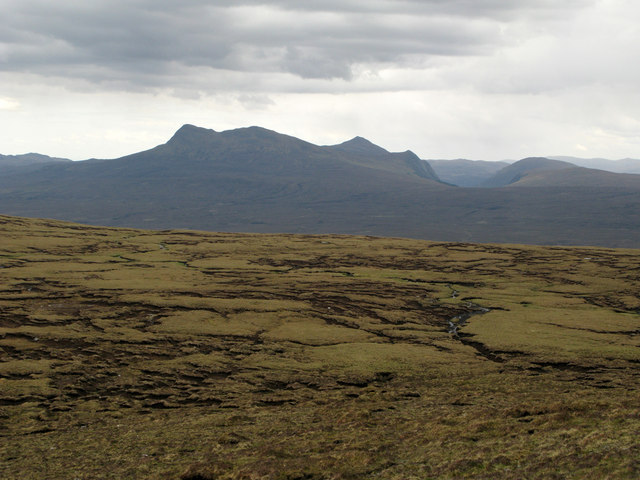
[2, 0, 640, 160]
[2, 0, 602, 88]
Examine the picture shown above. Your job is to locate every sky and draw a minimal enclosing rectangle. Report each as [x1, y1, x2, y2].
[2, 0, 640, 161]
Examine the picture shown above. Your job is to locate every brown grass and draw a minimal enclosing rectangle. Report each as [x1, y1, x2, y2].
[0, 214, 638, 479]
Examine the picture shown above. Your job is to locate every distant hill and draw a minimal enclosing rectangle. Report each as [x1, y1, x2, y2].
[0, 153, 72, 177]
[430, 156, 640, 186]
[1, 125, 640, 247]
[481, 157, 576, 187]
[549, 156, 640, 174]
[480, 156, 640, 188]
[0, 153, 72, 167]
[508, 166, 640, 188]
[428, 159, 508, 187]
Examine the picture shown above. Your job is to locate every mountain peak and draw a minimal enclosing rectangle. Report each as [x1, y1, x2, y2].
[167, 124, 218, 145]
[330, 136, 389, 155]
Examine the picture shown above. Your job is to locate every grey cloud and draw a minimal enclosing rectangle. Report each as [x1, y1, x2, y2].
[206, 0, 593, 18]
[1, 0, 596, 91]
[236, 93, 275, 110]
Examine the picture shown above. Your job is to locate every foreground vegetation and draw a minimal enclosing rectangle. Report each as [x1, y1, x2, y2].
[0, 215, 638, 479]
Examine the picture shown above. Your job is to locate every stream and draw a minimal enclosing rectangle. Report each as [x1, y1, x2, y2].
[444, 286, 505, 363]
[446, 286, 491, 337]
[447, 305, 491, 336]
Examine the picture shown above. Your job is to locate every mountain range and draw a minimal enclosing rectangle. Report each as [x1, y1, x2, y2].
[1, 124, 640, 247]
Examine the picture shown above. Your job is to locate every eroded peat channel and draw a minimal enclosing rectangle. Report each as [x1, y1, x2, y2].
[0, 215, 639, 479]
[447, 304, 491, 337]
[445, 285, 492, 337]
[445, 298, 500, 363]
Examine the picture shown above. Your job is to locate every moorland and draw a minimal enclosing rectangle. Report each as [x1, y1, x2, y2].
[0, 215, 639, 479]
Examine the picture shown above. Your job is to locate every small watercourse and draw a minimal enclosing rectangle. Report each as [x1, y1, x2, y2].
[446, 286, 491, 337]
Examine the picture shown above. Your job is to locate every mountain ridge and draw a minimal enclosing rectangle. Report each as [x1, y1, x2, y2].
[1, 124, 640, 247]
[0, 153, 72, 165]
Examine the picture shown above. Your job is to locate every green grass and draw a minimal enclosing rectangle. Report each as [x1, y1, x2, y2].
[0, 214, 639, 479]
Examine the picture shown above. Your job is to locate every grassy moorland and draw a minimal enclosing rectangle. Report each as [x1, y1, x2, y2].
[0, 215, 638, 479]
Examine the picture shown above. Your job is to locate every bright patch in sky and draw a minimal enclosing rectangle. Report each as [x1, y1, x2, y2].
[0, 97, 20, 111]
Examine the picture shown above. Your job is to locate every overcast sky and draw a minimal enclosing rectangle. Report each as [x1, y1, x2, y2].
[2, 0, 640, 160]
